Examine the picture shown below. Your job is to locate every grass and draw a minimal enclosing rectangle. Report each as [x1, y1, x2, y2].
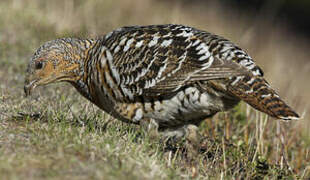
[0, 0, 309, 179]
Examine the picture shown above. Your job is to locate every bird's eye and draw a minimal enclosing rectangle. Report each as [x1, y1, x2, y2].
[35, 61, 44, 70]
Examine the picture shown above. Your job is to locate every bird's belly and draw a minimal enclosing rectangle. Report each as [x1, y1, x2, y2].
[92, 85, 235, 128]
[144, 87, 224, 128]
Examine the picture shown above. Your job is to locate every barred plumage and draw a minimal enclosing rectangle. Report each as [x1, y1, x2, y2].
[24, 24, 299, 131]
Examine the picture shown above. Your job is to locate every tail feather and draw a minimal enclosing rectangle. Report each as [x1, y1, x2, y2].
[228, 76, 299, 120]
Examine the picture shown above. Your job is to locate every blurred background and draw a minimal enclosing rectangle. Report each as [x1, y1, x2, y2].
[0, 0, 309, 178]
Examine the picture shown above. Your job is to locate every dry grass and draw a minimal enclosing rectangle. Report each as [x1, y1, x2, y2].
[0, 0, 309, 179]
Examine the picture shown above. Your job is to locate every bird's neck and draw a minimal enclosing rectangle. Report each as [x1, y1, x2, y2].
[73, 38, 98, 77]
[68, 38, 99, 100]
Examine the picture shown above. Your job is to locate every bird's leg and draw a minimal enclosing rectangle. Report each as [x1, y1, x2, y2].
[161, 125, 201, 162]
[183, 125, 201, 162]
[140, 118, 160, 140]
[183, 125, 202, 177]
[140, 119, 201, 163]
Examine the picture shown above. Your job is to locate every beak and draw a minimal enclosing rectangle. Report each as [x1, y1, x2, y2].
[24, 79, 37, 97]
[24, 73, 67, 97]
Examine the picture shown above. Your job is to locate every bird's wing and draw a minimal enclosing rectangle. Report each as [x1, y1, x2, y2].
[102, 24, 258, 99]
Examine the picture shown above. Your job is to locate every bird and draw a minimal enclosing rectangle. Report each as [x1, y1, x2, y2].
[24, 24, 299, 138]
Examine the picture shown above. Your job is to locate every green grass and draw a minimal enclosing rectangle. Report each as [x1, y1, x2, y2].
[0, 103, 303, 179]
[0, 0, 309, 179]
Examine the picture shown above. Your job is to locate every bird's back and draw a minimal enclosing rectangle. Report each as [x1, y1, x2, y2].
[97, 25, 253, 97]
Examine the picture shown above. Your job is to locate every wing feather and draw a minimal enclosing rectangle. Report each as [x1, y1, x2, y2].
[102, 24, 257, 99]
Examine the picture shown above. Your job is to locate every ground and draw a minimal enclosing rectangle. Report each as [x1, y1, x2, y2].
[0, 0, 309, 179]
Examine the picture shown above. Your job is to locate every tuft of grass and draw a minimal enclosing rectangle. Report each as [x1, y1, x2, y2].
[0, 0, 309, 179]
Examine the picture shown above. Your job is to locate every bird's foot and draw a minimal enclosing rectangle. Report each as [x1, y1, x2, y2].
[161, 125, 202, 164]
[140, 120, 202, 164]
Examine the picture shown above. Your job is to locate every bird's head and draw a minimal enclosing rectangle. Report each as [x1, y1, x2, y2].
[24, 38, 93, 96]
